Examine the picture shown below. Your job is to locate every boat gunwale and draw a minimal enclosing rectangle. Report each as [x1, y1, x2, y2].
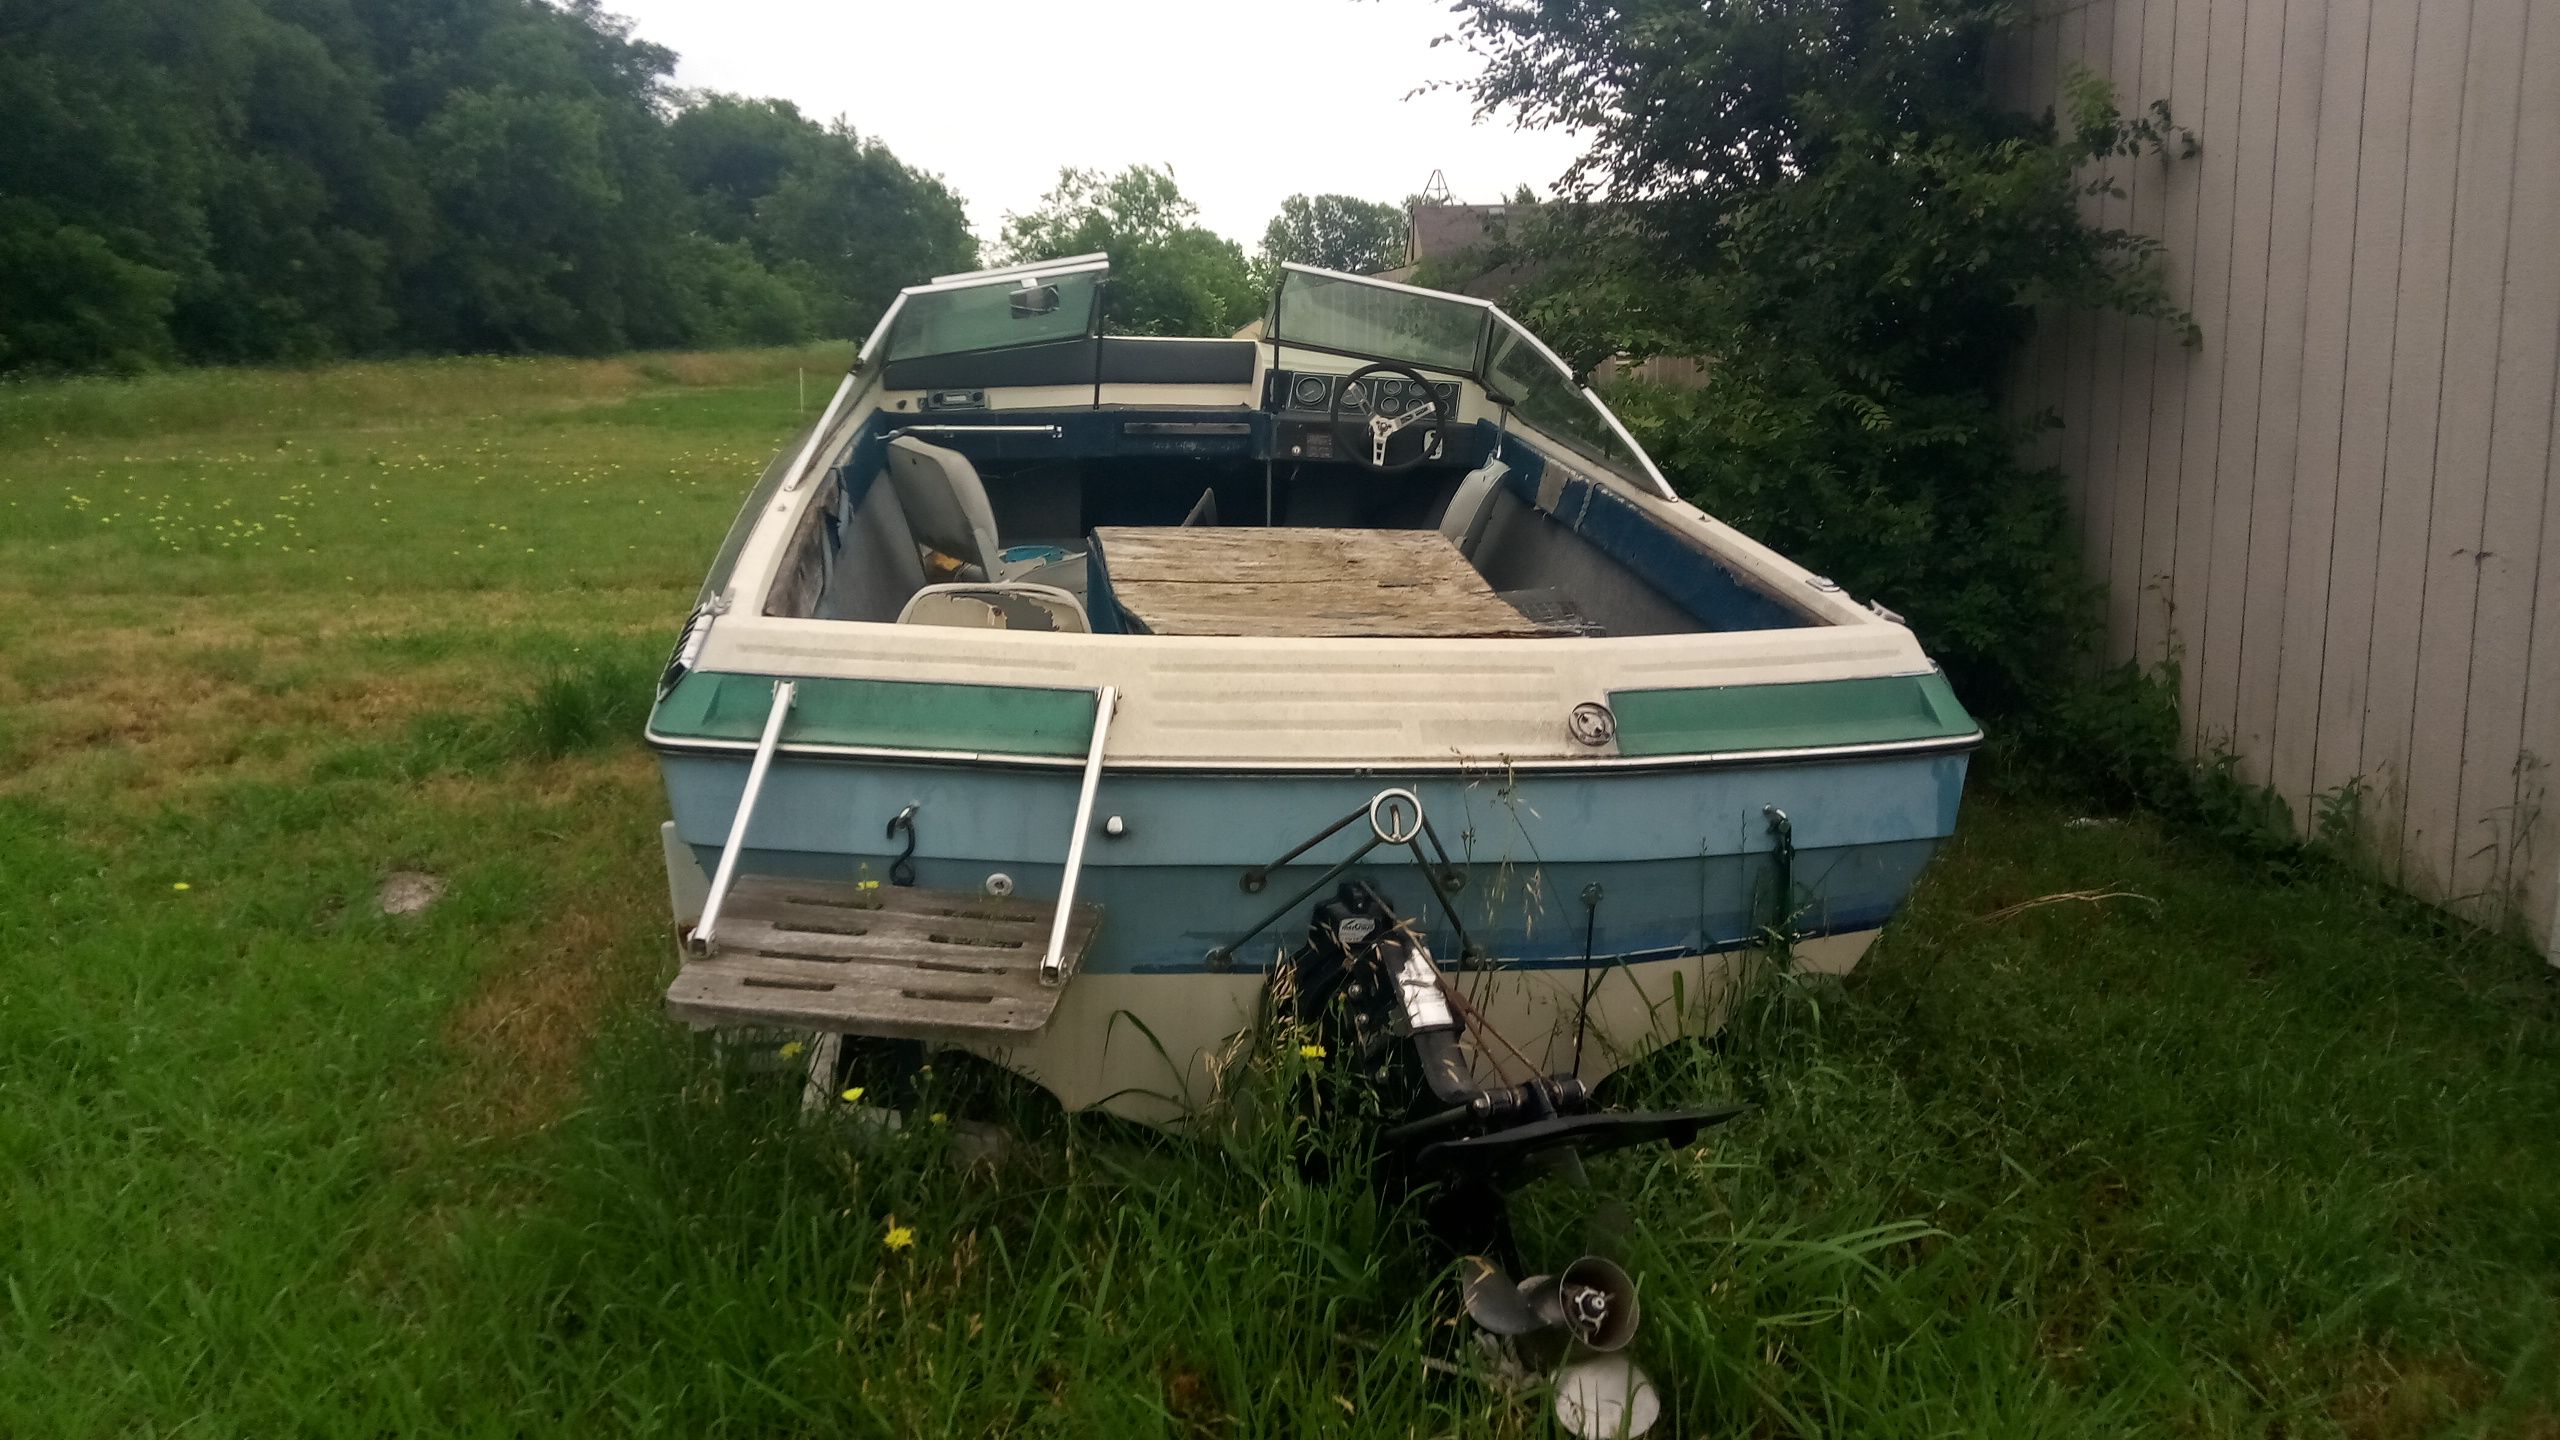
[641, 726, 1983, 773]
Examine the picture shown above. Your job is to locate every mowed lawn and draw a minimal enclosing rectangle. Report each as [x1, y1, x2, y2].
[2, 352, 2557, 1438]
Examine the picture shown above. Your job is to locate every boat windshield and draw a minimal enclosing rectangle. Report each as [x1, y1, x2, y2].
[1270, 267, 1487, 375]
[1484, 314, 1644, 473]
[863, 255, 1108, 366]
[1272, 265, 1667, 494]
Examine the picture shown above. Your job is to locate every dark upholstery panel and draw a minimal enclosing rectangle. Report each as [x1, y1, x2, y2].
[882, 340, 1098, 391]
[1096, 338, 1257, 384]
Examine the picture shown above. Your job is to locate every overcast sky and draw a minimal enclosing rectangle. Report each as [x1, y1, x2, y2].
[604, 0, 1588, 253]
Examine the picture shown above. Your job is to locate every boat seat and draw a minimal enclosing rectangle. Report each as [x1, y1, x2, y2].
[896, 581, 1090, 633]
[1436, 458, 1509, 558]
[885, 435, 1030, 582]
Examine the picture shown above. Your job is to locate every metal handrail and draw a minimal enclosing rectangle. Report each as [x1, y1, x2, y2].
[689, 679, 796, 956]
[1041, 685, 1116, 985]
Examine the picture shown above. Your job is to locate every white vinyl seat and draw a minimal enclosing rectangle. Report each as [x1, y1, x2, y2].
[1436, 458, 1510, 558]
[895, 582, 1090, 633]
[885, 435, 1010, 581]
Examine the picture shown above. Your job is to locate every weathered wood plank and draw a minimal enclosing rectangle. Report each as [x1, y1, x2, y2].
[2095, 0, 2148, 664]
[2271, 0, 2375, 819]
[2132, 0, 2206, 668]
[1094, 526, 1556, 639]
[2105, 0, 2168, 669]
[669, 879, 1103, 1039]
[2168, 0, 2250, 736]
[2310, 0, 2420, 811]
[2063, 1, 2112, 593]
[2231, 0, 2331, 783]
[2195, 0, 2288, 759]
[668, 963, 1053, 1039]
[2232, 0, 2334, 778]
[2403, 0, 2527, 905]
[2457, 1, 2560, 928]
[2357, 0, 2474, 883]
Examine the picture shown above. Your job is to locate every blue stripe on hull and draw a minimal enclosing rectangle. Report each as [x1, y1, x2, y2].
[658, 752, 1964, 975]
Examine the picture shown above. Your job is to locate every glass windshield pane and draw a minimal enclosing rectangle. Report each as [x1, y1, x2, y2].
[1272, 270, 1485, 374]
[1484, 316, 1632, 467]
[882, 270, 1103, 362]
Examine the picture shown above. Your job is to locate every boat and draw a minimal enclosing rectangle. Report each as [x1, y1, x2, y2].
[646, 253, 1978, 1126]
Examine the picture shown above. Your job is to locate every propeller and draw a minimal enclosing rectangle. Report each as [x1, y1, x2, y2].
[1460, 1253, 1657, 1437]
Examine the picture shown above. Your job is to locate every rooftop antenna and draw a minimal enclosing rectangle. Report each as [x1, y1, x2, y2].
[1420, 169, 1453, 204]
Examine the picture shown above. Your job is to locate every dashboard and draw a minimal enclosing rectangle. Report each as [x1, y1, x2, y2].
[1263, 369, 1472, 464]
[1264, 369, 1462, 419]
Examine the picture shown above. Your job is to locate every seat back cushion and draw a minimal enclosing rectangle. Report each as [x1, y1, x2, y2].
[885, 436, 1003, 577]
[1437, 458, 1509, 556]
[895, 582, 1090, 633]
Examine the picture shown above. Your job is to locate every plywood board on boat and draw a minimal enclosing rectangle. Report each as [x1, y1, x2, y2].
[668, 877, 1102, 1040]
[1092, 526, 1561, 638]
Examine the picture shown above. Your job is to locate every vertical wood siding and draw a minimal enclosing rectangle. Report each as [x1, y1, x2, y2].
[1995, 0, 2560, 955]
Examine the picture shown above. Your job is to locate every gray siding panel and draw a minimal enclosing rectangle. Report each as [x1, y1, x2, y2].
[2006, 0, 2560, 955]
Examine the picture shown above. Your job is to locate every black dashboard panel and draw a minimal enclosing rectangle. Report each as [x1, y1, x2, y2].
[884, 336, 1259, 391]
[1264, 370, 1481, 465]
[885, 339, 1095, 391]
[1263, 369, 1460, 419]
[1097, 337, 1257, 384]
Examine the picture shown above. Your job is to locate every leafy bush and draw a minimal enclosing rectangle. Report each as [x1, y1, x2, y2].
[1607, 371, 2092, 716]
[1451, 0, 2246, 813]
[1992, 657, 2300, 861]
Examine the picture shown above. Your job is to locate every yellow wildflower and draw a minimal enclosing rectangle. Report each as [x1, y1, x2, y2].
[929, 1112, 948, 1126]
[882, 1221, 916, 1252]
[1299, 1043, 1326, 1060]
[840, 1086, 865, 1105]
[171, 882, 191, 892]
[778, 1041, 805, 1060]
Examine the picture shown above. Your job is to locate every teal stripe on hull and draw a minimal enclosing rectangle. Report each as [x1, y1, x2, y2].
[653, 671, 1096, 756]
[1609, 672, 1976, 756]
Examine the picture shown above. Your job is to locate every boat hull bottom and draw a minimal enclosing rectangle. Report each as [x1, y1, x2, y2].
[657, 824, 1881, 1125]
[964, 931, 1872, 1124]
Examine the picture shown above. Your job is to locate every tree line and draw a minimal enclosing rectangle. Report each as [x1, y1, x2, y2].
[0, 0, 1410, 375]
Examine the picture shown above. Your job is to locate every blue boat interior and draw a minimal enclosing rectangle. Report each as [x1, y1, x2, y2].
[763, 402, 1818, 640]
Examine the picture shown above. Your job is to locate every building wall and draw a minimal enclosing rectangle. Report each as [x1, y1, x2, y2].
[1991, 0, 2560, 954]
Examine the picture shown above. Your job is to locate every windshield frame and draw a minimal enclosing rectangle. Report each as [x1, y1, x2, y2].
[1268, 262, 1498, 377]
[1271, 262, 1677, 501]
[858, 253, 1111, 368]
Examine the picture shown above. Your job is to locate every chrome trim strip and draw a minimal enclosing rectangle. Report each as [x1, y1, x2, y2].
[689, 679, 796, 954]
[644, 727, 1984, 774]
[894, 424, 1065, 437]
[901, 259, 1108, 297]
[1043, 685, 1116, 985]
[1278, 260, 1500, 307]
[933, 252, 1110, 285]
[1582, 384, 1681, 502]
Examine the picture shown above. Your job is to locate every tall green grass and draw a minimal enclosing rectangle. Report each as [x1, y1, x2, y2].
[1, 352, 2554, 1437]
[0, 345, 846, 444]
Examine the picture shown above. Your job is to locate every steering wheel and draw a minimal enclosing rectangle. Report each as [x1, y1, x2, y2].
[1329, 362, 1454, 475]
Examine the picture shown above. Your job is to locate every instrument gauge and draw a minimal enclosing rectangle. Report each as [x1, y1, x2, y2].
[1289, 374, 1329, 409]
[1376, 390, 1407, 416]
[1339, 381, 1369, 412]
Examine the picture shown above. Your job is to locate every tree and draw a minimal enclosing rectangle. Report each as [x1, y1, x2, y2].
[0, 0, 976, 370]
[1448, 0, 2188, 715]
[1256, 193, 1406, 278]
[751, 117, 976, 338]
[1000, 166, 1257, 337]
